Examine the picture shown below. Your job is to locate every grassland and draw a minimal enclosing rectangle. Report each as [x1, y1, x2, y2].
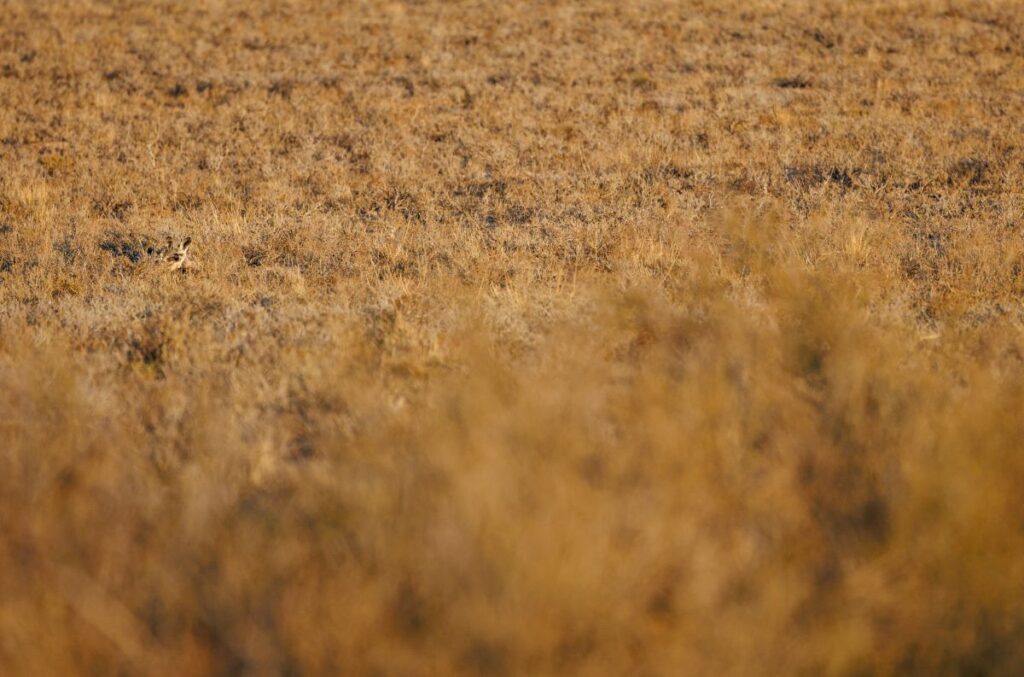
[2, 0, 1024, 674]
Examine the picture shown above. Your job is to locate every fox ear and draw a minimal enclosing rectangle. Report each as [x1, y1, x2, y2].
[182, 237, 192, 251]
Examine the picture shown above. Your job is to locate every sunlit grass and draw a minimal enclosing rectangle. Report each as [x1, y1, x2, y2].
[2, 0, 1024, 674]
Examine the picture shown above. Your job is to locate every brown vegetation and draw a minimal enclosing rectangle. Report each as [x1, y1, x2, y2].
[2, 0, 1024, 674]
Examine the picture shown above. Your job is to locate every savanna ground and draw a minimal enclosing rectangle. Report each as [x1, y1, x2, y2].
[2, 0, 1024, 674]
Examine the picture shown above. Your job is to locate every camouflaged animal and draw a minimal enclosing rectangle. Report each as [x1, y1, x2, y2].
[146, 236, 192, 271]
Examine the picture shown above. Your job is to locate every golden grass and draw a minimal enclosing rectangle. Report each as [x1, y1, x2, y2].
[2, 0, 1024, 674]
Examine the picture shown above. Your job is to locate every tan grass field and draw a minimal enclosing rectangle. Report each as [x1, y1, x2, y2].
[2, 0, 1024, 674]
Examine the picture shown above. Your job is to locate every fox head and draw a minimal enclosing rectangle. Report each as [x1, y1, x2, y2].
[166, 236, 192, 271]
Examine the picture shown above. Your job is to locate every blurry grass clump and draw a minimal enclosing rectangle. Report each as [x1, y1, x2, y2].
[4, 210, 1024, 675]
[3, 0, 1024, 674]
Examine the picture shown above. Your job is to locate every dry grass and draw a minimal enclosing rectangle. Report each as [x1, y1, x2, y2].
[2, 0, 1024, 674]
